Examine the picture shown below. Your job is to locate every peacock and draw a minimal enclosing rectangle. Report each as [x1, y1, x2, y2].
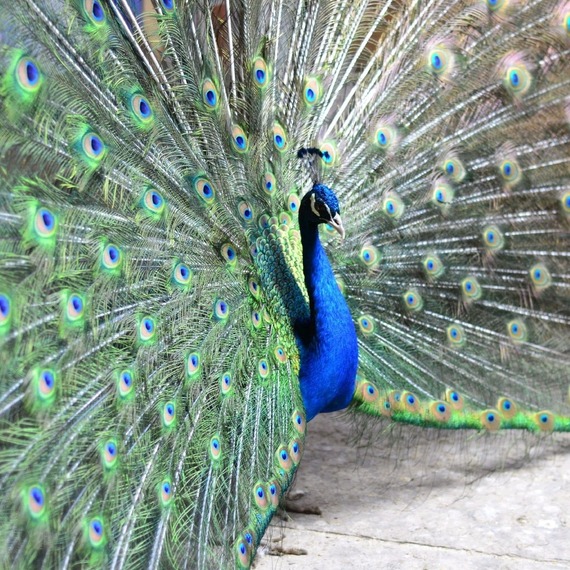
[0, 0, 569, 567]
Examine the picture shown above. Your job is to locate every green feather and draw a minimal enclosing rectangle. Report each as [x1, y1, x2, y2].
[0, 0, 569, 568]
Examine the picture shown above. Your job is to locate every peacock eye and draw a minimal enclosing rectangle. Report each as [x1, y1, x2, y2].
[315, 202, 328, 216]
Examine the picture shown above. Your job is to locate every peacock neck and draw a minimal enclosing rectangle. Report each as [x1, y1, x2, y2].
[299, 217, 342, 331]
[297, 208, 358, 421]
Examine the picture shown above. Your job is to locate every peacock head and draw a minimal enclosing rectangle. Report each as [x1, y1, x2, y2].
[300, 183, 345, 239]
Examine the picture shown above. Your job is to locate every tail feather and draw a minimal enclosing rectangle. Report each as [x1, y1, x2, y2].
[328, 0, 570, 428]
[0, 0, 569, 568]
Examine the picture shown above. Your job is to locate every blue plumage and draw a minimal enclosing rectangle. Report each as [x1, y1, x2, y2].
[296, 184, 358, 421]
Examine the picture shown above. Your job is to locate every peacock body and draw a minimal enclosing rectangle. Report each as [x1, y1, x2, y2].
[0, 0, 569, 567]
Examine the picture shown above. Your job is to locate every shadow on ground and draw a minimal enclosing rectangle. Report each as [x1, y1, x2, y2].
[254, 412, 570, 570]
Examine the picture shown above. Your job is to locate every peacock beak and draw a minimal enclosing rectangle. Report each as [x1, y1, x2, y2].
[329, 213, 345, 240]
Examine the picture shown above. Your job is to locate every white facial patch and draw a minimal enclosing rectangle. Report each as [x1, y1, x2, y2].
[310, 193, 331, 220]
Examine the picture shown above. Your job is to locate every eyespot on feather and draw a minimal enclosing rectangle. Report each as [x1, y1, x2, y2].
[425, 41, 455, 79]
[86, 516, 107, 549]
[461, 276, 482, 302]
[506, 319, 527, 343]
[482, 225, 504, 251]
[31, 206, 58, 246]
[499, 52, 533, 98]
[100, 243, 123, 273]
[561, 190, 570, 215]
[253, 482, 269, 510]
[498, 158, 522, 187]
[422, 254, 444, 279]
[116, 368, 134, 400]
[24, 484, 47, 520]
[237, 200, 253, 223]
[251, 310, 261, 329]
[553, 1, 570, 37]
[221, 244, 237, 266]
[15, 56, 43, 97]
[202, 79, 219, 109]
[159, 477, 173, 507]
[62, 291, 86, 328]
[101, 438, 118, 470]
[193, 177, 216, 204]
[288, 193, 300, 213]
[274, 346, 287, 364]
[209, 435, 222, 462]
[231, 125, 249, 153]
[447, 324, 466, 347]
[480, 409, 501, 431]
[289, 439, 302, 464]
[30, 367, 57, 407]
[387, 390, 402, 410]
[243, 529, 256, 549]
[303, 76, 322, 106]
[252, 57, 269, 88]
[0, 293, 11, 334]
[272, 123, 288, 151]
[159, 0, 175, 12]
[402, 391, 421, 414]
[378, 398, 393, 418]
[276, 445, 292, 471]
[373, 122, 399, 151]
[141, 188, 165, 217]
[403, 288, 423, 312]
[81, 131, 106, 164]
[268, 479, 281, 508]
[431, 181, 454, 213]
[486, 0, 508, 13]
[258, 358, 270, 380]
[235, 535, 252, 569]
[83, 0, 107, 24]
[186, 352, 201, 378]
[130, 93, 154, 126]
[429, 401, 451, 422]
[162, 401, 176, 428]
[292, 410, 306, 434]
[382, 192, 405, 220]
[138, 316, 156, 343]
[445, 389, 464, 411]
[441, 156, 466, 183]
[220, 372, 232, 396]
[359, 380, 380, 403]
[497, 397, 517, 419]
[529, 262, 551, 292]
[359, 245, 381, 269]
[248, 279, 260, 298]
[279, 212, 292, 227]
[263, 172, 276, 195]
[172, 261, 192, 288]
[213, 299, 229, 321]
[358, 315, 375, 335]
[320, 141, 338, 167]
[533, 411, 554, 432]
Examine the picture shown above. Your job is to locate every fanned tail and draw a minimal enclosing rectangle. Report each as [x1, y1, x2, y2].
[314, 0, 570, 432]
[0, 0, 312, 567]
[1, 0, 570, 568]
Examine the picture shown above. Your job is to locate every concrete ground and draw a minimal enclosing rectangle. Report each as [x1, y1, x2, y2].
[254, 412, 570, 570]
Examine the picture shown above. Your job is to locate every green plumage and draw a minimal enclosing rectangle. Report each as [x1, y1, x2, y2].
[0, 0, 569, 567]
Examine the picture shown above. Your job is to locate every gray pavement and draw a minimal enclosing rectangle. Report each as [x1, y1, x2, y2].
[255, 412, 570, 569]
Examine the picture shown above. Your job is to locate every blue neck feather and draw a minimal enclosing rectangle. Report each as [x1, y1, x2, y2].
[296, 205, 358, 421]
